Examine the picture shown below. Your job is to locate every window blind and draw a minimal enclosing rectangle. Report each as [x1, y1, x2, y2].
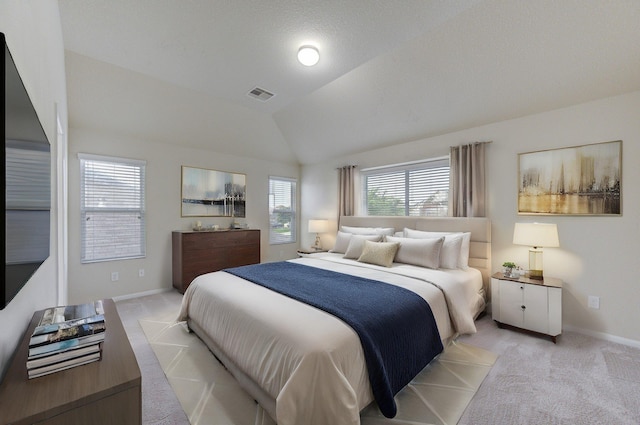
[362, 157, 449, 217]
[269, 176, 297, 244]
[79, 154, 146, 263]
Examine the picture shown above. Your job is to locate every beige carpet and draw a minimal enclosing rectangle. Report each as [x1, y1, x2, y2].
[140, 311, 496, 425]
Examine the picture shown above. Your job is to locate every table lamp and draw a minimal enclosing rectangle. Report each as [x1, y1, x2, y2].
[308, 219, 328, 251]
[513, 222, 559, 280]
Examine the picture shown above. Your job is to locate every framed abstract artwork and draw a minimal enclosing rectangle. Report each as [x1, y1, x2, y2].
[518, 140, 621, 215]
[181, 166, 246, 217]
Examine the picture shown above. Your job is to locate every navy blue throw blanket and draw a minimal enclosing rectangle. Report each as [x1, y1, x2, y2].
[224, 261, 443, 418]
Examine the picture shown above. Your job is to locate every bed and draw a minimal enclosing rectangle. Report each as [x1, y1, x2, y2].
[177, 216, 491, 425]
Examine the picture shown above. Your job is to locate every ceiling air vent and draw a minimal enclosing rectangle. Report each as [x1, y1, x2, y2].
[247, 87, 274, 102]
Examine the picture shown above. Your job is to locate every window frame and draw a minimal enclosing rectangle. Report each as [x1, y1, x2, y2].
[79, 153, 146, 263]
[268, 176, 297, 245]
[361, 156, 450, 217]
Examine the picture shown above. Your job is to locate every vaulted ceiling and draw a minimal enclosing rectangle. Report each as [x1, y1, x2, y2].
[59, 0, 640, 165]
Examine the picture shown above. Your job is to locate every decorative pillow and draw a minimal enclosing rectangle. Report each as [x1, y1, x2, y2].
[403, 228, 465, 269]
[330, 231, 353, 254]
[343, 234, 383, 259]
[386, 236, 444, 269]
[340, 225, 395, 236]
[357, 240, 400, 267]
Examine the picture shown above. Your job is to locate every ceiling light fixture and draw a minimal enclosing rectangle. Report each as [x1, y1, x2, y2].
[297, 45, 320, 66]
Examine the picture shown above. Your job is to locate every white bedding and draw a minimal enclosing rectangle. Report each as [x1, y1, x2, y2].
[177, 253, 484, 425]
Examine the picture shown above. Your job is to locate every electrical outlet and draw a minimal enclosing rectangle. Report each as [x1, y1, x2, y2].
[111, 272, 119, 282]
[138, 268, 145, 277]
[588, 295, 600, 309]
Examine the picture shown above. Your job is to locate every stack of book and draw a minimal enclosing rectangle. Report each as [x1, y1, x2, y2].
[27, 300, 106, 379]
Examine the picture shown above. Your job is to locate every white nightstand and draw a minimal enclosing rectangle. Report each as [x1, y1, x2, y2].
[491, 272, 562, 343]
[296, 249, 328, 257]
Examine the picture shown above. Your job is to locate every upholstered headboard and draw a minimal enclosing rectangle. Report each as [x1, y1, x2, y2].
[338, 216, 492, 292]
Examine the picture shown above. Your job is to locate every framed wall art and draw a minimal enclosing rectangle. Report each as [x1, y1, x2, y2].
[518, 140, 621, 215]
[181, 166, 246, 217]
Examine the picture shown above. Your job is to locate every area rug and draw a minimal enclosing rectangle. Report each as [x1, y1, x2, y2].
[140, 312, 497, 425]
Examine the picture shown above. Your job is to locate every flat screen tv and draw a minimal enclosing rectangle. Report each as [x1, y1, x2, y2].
[1, 32, 51, 309]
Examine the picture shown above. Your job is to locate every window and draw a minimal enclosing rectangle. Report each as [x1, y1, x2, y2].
[362, 157, 449, 216]
[79, 154, 146, 263]
[269, 176, 297, 244]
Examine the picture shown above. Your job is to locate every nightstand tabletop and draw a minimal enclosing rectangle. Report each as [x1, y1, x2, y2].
[492, 272, 562, 288]
[297, 249, 328, 255]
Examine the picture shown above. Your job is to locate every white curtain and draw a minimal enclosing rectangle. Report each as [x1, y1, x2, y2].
[338, 165, 357, 217]
[449, 142, 488, 217]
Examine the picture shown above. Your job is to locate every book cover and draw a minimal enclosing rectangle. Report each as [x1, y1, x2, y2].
[32, 314, 105, 337]
[30, 322, 106, 348]
[28, 333, 105, 359]
[26, 344, 101, 370]
[37, 300, 104, 327]
[28, 351, 102, 379]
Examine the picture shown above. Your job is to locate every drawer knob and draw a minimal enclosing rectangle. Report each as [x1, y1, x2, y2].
[521, 305, 526, 310]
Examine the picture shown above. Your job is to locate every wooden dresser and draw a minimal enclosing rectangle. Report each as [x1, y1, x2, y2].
[172, 229, 260, 293]
[0, 299, 141, 425]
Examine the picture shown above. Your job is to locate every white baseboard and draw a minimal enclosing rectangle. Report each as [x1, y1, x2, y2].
[112, 288, 173, 302]
[563, 324, 640, 349]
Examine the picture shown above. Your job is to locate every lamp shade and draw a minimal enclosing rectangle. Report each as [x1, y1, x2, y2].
[513, 223, 559, 248]
[308, 219, 328, 234]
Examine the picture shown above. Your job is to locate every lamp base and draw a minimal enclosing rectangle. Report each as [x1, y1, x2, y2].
[528, 269, 543, 280]
[528, 248, 544, 280]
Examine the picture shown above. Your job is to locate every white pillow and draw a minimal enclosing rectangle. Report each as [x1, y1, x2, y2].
[386, 236, 443, 269]
[459, 232, 471, 269]
[403, 228, 465, 269]
[439, 234, 463, 269]
[357, 240, 399, 268]
[340, 225, 395, 236]
[343, 234, 383, 259]
[403, 228, 453, 239]
[330, 231, 353, 254]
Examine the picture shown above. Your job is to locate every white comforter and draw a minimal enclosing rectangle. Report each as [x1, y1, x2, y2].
[177, 254, 483, 425]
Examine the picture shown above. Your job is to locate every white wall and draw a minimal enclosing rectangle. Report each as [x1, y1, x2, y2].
[301, 90, 640, 344]
[67, 128, 300, 303]
[0, 1, 68, 378]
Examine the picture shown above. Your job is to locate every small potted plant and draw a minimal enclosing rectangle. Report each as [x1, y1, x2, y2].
[502, 261, 516, 277]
